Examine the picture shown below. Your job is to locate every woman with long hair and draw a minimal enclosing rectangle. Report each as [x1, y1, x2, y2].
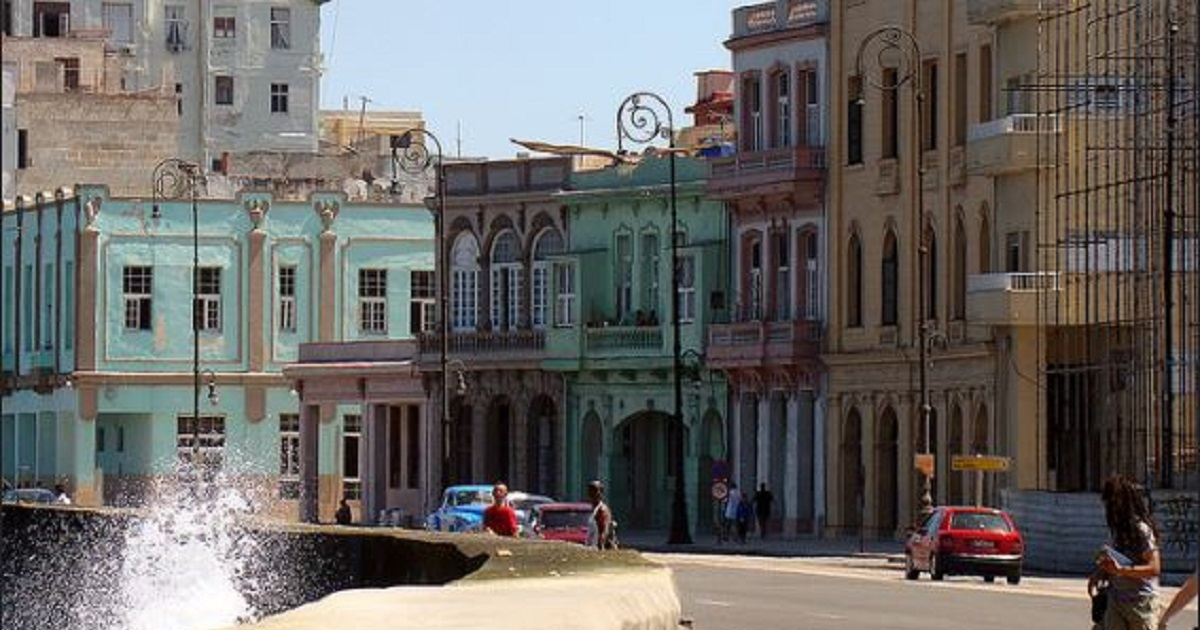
[1088, 474, 1162, 630]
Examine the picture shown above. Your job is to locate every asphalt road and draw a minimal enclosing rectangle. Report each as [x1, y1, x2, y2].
[651, 553, 1197, 630]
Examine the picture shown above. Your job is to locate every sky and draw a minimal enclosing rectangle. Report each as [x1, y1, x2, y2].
[318, 0, 745, 160]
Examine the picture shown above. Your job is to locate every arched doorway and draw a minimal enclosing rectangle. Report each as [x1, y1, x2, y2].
[484, 396, 513, 484]
[697, 408, 725, 535]
[450, 397, 472, 485]
[841, 409, 863, 534]
[949, 403, 965, 505]
[613, 410, 674, 529]
[525, 395, 558, 497]
[581, 411, 603, 486]
[875, 407, 899, 538]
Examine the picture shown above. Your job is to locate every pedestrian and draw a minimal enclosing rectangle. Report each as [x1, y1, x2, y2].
[1087, 474, 1162, 630]
[482, 482, 519, 537]
[723, 483, 743, 542]
[753, 482, 774, 539]
[736, 495, 751, 543]
[52, 483, 71, 505]
[334, 497, 352, 525]
[585, 479, 615, 550]
[1158, 571, 1197, 630]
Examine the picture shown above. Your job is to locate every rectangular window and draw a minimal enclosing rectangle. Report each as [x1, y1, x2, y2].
[212, 7, 235, 39]
[775, 71, 791, 148]
[640, 232, 660, 318]
[56, 57, 79, 92]
[176, 415, 225, 469]
[123, 266, 153, 331]
[774, 232, 790, 320]
[954, 52, 968, 146]
[33, 2, 70, 38]
[17, 129, 28, 169]
[214, 75, 233, 106]
[270, 7, 290, 49]
[802, 69, 820, 146]
[451, 269, 478, 330]
[342, 414, 361, 500]
[979, 44, 993, 122]
[749, 240, 763, 321]
[615, 233, 634, 323]
[96, 426, 105, 453]
[847, 76, 863, 165]
[278, 413, 300, 498]
[922, 60, 939, 151]
[195, 267, 221, 332]
[531, 264, 549, 329]
[882, 68, 898, 159]
[555, 262, 575, 327]
[678, 256, 696, 324]
[165, 4, 188, 51]
[102, 2, 134, 45]
[748, 77, 763, 151]
[175, 83, 183, 116]
[270, 83, 289, 114]
[278, 266, 296, 332]
[359, 268, 387, 334]
[410, 270, 435, 334]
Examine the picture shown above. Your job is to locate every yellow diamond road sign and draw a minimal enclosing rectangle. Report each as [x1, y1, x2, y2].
[952, 455, 1011, 472]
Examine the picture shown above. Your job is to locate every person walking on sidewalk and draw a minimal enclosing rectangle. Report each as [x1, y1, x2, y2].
[722, 483, 743, 543]
[483, 482, 519, 537]
[585, 480, 615, 549]
[1087, 474, 1161, 630]
[753, 483, 774, 539]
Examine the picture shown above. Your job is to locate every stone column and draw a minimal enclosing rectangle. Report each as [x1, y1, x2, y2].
[361, 403, 388, 525]
[756, 393, 770, 488]
[784, 393, 800, 537]
[247, 226, 267, 371]
[319, 231, 337, 342]
[861, 400, 877, 537]
[299, 403, 320, 523]
[819, 394, 836, 538]
[729, 390, 742, 484]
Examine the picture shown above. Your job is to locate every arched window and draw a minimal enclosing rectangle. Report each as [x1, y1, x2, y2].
[450, 232, 480, 331]
[953, 214, 967, 320]
[531, 228, 563, 330]
[922, 225, 938, 321]
[490, 230, 522, 331]
[798, 228, 819, 320]
[847, 233, 862, 328]
[978, 205, 991, 274]
[770, 68, 791, 148]
[881, 231, 898, 326]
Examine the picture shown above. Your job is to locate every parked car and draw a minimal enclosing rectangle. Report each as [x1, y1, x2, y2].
[905, 506, 1024, 584]
[1, 488, 56, 505]
[506, 492, 556, 537]
[424, 485, 494, 533]
[530, 502, 593, 545]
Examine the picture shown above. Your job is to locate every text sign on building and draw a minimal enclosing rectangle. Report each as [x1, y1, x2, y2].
[951, 455, 1011, 472]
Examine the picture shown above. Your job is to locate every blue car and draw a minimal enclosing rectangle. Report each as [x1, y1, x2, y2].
[425, 485, 494, 533]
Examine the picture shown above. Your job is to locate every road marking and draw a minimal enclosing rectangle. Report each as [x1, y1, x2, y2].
[694, 598, 734, 607]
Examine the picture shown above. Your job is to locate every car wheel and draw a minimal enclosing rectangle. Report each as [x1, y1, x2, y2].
[904, 553, 920, 580]
[1006, 572, 1021, 585]
[930, 554, 945, 581]
[983, 575, 995, 583]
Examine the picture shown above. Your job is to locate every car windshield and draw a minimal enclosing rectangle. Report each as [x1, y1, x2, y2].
[451, 490, 491, 507]
[949, 512, 1010, 532]
[540, 510, 591, 529]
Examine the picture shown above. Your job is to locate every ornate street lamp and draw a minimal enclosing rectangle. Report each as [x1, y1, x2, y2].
[152, 158, 203, 466]
[617, 92, 692, 544]
[390, 129, 451, 486]
[855, 26, 936, 516]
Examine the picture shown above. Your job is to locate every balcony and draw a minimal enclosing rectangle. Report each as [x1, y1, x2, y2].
[966, 114, 1060, 176]
[966, 272, 1058, 325]
[708, 146, 826, 202]
[967, 0, 1063, 26]
[731, 0, 829, 40]
[707, 320, 822, 369]
[583, 325, 664, 358]
[416, 330, 546, 367]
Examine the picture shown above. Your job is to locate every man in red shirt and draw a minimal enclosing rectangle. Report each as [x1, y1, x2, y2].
[483, 482, 519, 537]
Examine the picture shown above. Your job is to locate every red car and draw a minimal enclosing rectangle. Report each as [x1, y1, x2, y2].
[531, 502, 593, 545]
[905, 506, 1024, 584]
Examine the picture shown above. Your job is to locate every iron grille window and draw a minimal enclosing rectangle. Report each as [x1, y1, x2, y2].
[123, 266, 153, 330]
[278, 413, 300, 499]
[278, 266, 296, 332]
[359, 268, 387, 334]
[195, 267, 222, 332]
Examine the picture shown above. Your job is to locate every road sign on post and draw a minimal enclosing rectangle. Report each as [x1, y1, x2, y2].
[914, 453, 935, 477]
[951, 454, 1011, 472]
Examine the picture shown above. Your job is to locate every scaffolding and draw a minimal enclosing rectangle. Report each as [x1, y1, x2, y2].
[1036, 0, 1199, 491]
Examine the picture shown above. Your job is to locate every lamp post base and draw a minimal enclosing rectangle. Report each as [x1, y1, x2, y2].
[918, 473, 934, 516]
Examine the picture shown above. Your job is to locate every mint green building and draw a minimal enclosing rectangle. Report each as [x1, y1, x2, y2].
[551, 156, 729, 533]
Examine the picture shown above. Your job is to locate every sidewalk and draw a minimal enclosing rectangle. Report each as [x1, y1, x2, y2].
[619, 528, 906, 567]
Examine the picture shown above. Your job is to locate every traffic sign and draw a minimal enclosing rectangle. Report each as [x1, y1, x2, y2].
[711, 459, 729, 481]
[711, 481, 729, 501]
[914, 453, 935, 477]
[952, 454, 1011, 472]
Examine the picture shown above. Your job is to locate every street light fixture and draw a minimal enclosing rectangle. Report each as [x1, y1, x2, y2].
[617, 91, 692, 545]
[202, 369, 219, 407]
[855, 26, 937, 516]
[152, 158, 204, 468]
[391, 129, 451, 486]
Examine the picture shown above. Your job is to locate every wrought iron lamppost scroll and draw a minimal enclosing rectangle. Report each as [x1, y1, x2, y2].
[855, 26, 936, 516]
[152, 158, 204, 466]
[391, 129, 451, 486]
[617, 91, 692, 545]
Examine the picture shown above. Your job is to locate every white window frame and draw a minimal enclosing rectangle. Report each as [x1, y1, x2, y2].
[774, 232, 790, 321]
[278, 265, 296, 332]
[123, 265, 153, 331]
[804, 232, 820, 320]
[776, 71, 791, 148]
[358, 268, 388, 334]
[212, 7, 236, 39]
[615, 232, 633, 323]
[196, 266, 222, 332]
[270, 6, 290, 50]
[555, 262, 576, 327]
[410, 269, 436, 334]
[102, 2, 133, 45]
[451, 234, 480, 331]
[489, 231, 522, 331]
[641, 231, 660, 318]
[165, 4, 188, 51]
[176, 415, 225, 469]
[342, 414, 361, 500]
[278, 413, 300, 499]
[531, 263, 549, 329]
[678, 256, 696, 324]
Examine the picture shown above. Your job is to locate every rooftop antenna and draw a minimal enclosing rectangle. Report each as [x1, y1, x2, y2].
[456, 120, 462, 158]
[355, 95, 372, 146]
[578, 112, 587, 146]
